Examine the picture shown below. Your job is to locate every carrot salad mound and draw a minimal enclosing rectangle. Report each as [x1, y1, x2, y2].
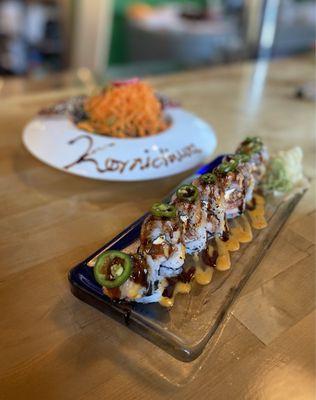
[77, 79, 170, 138]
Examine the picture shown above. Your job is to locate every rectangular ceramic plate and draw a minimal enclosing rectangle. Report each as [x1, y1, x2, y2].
[69, 155, 306, 361]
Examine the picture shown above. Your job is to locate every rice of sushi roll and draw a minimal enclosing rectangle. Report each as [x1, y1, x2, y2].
[134, 278, 167, 304]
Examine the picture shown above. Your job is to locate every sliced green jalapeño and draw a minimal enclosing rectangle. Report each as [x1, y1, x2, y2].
[200, 173, 216, 185]
[94, 250, 132, 288]
[244, 136, 263, 144]
[217, 159, 238, 174]
[233, 153, 251, 163]
[239, 136, 263, 154]
[151, 202, 176, 218]
[217, 152, 251, 174]
[176, 184, 198, 203]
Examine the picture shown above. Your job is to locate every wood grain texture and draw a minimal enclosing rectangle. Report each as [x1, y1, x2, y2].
[0, 55, 315, 400]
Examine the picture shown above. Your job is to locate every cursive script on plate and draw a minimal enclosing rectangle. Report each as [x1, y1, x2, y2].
[64, 135, 202, 174]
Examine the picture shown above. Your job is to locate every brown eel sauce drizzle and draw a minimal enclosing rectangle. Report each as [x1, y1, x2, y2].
[202, 246, 219, 268]
[130, 254, 148, 288]
[162, 267, 195, 299]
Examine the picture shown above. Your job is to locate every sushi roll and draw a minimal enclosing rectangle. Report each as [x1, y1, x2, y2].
[139, 203, 186, 278]
[236, 137, 269, 184]
[192, 173, 227, 238]
[92, 136, 270, 306]
[171, 184, 208, 254]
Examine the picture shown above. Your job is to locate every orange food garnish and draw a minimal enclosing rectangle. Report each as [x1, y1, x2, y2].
[78, 80, 169, 138]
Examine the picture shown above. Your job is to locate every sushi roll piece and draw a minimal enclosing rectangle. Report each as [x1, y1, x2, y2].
[129, 254, 168, 304]
[215, 154, 255, 219]
[139, 203, 186, 278]
[192, 173, 227, 238]
[93, 250, 147, 301]
[236, 137, 269, 184]
[223, 153, 256, 203]
[171, 184, 208, 254]
[93, 250, 167, 303]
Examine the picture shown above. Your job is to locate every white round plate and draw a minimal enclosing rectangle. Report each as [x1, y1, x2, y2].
[22, 108, 217, 181]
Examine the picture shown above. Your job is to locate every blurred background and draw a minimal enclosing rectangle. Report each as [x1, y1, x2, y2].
[0, 0, 315, 79]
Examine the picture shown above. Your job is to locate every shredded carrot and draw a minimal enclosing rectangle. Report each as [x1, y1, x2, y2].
[77, 81, 170, 138]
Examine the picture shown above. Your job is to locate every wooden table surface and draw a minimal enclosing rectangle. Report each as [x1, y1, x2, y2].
[0, 55, 315, 400]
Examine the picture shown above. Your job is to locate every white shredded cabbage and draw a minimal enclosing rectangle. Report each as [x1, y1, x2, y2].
[264, 147, 305, 194]
[275, 147, 304, 184]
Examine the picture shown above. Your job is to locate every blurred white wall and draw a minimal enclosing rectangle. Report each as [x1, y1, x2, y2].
[244, 0, 264, 53]
[71, 0, 113, 76]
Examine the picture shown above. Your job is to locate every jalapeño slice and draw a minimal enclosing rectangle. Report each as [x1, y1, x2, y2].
[200, 173, 216, 185]
[233, 153, 251, 163]
[244, 136, 262, 144]
[217, 159, 238, 174]
[94, 250, 132, 288]
[176, 184, 198, 203]
[239, 136, 263, 154]
[151, 202, 176, 218]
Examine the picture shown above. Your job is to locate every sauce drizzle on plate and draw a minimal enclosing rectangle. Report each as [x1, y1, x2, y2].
[159, 193, 267, 307]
